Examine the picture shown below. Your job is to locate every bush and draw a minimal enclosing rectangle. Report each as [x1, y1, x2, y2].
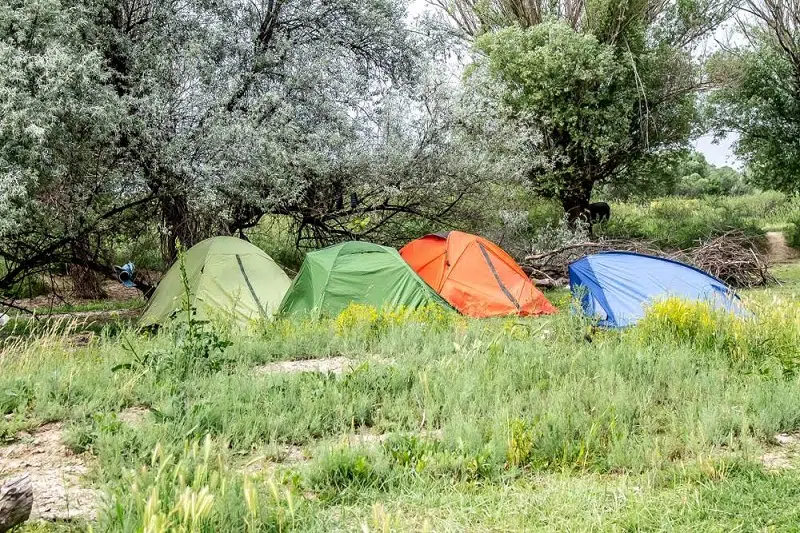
[788, 218, 800, 249]
[632, 297, 800, 376]
[307, 446, 387, 497]
[598, 196, 765, 249]
[334, 303, 462, 339]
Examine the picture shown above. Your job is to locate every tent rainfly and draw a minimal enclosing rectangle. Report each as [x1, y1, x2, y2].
[400, 231, 557, 318]
[140, 236, 291, 327]
[278, 241, 451, 317]
[568, 251, 747, 328]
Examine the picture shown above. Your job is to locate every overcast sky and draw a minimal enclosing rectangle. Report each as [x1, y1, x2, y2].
[694, 133, 740, 168]
[410, 0, 742, 169]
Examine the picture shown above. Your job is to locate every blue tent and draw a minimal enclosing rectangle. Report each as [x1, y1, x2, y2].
[568, 251, 746, 327]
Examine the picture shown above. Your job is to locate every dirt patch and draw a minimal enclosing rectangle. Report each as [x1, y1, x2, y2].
[256, 356, 357, 376]
[766, 232, 799, 264]
[761, 432, 800, 470]
[0, 423, 98, 522]
[8, 279, 143, 314]
[0, 408, 149, 523]
[239, 445, 309, 475]
[118, 406, 150, 427]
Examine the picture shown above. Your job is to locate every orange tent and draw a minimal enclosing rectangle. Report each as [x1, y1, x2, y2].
[399, 231, 557, 318]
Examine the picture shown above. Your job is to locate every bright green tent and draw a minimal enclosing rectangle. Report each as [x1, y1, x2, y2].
[140, 236, 291, 327]
[278, 241, 450, 316]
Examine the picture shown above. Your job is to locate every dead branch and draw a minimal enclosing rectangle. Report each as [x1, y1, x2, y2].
[522, 230, 774, 289]
[0, 474, 32, 532]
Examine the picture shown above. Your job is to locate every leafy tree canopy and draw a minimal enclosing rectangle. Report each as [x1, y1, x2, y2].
[0, 0, 493, 295]
[708, 0, 800, 193]
[438, 0, 732, 219]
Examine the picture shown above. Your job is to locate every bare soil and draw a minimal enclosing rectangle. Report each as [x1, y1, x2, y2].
[761, 432, 800, 470]
[766, 231, 799, 264]
[255, 356, 357, 376]
[0, 407, 148, 524]
[6, 278, 143, 315]
[0, 422, 98, 522]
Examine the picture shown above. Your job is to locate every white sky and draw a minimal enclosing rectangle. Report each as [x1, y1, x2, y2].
[694, 132, 740, 168]
[409, 0, 741, 168]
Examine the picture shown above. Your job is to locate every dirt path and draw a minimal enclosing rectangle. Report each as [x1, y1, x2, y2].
[761, 433, 800, 470]
[0, 423, 99, 522]
[766, 231, 799, 263]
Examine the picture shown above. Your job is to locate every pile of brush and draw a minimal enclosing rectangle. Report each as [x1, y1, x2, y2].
[523, 230, 773, 289]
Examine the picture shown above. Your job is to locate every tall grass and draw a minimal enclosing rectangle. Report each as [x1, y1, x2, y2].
[4, 293, 800, 530]
[596, 192, 800, 249]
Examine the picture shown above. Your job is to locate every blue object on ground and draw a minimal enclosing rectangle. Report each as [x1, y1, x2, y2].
[116, 262, 136, 288]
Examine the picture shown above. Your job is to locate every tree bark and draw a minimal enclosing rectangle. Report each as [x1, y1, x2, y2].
[69, 236, 107, 299]
[0, 474, 32, 532]
[160, 193, 196, 263]
[559, 179, 594, 227]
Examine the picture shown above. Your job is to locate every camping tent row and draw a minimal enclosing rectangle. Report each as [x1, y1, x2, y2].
[140, 233, 556, 326]
[140, 234, 744, 328]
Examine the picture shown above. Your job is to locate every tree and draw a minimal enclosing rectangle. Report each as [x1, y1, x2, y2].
[435, 0, 732, 220]
[708, 0, 800, 192]
[0, 1, 490, 300]
[0, 1, 141, 295]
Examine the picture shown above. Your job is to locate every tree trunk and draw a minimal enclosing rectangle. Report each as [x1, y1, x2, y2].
[160, 193, 196, 263]
[559, 179, 594, 227]
[558, 177, 596, 238]
[0, 474, 33, 532]
[70, 236, 107, 299]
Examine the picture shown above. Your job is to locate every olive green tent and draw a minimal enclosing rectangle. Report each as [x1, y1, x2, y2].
[278, 241, 450, 316]
[140, 236, 291, 327]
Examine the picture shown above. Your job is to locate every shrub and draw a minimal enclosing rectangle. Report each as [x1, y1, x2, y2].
[381, 434, 502, 482]
[598, 196, 765, 249]
[334, 303, 461, 339]
[788, 217, 800, 248]
[632, 297, 800, 375]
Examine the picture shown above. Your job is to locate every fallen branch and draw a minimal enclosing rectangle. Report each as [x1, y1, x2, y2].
[522, 231, 773, 289]
[0, 474, 32, 532]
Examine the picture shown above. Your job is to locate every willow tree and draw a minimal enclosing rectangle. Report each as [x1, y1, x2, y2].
[435, 0, 734, 220]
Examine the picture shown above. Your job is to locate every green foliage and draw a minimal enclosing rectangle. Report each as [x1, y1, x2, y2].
[597, 195, 769, 248]
[247, 216, 305, 273]
[602, 150, 751, 200]
[709, 40, 800, 193]
[466, 0, 704, 215]
[308, 447, 387, 498]
[0, 0, 490, 288]
[102, 436, 302, 532]
[0, 378, 33, 415]
[788, 216, 800, 249]
[633, 296, 800, 376]
[475, 22, 640, 203]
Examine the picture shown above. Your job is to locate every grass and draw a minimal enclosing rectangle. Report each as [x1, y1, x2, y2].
[2, 194, 800, 532]
[2, 268, 800, 531]
[596, 195, 771, 249]
[40, 298, 145, 315]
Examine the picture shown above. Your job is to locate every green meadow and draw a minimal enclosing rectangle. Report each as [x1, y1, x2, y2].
[2, 258, 800, 532]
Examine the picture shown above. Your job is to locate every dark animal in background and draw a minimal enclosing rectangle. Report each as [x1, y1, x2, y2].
[588, 202, 611, 223]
